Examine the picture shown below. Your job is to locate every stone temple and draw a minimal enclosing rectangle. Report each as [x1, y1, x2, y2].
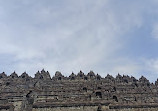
[0, 69, 158, 111]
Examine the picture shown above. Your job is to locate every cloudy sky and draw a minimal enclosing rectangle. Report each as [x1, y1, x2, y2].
[0, 0, 158, 82]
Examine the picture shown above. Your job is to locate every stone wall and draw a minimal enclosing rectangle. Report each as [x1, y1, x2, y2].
[32, 106, 158, 111]
[32, 106, 99, 111]
[109, 108, 158, 111]
[0, 70, 158, 111]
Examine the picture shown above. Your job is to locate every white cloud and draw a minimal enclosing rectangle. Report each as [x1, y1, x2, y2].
[0, 0, 158, 82]
[152, 24, 158, 39]
[145, 59, 158, 73]
[140, 58, 158, 82]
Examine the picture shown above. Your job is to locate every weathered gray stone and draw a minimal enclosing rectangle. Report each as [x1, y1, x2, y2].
[0, 70, 157, 111]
